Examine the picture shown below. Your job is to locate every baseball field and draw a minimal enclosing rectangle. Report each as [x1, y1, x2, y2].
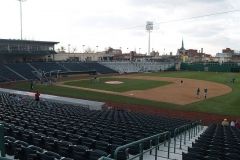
[6, 71, 240, 120]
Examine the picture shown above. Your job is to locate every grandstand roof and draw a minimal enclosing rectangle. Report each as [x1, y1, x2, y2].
[0, 39, 59, 45]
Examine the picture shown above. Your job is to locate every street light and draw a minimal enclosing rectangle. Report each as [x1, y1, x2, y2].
[17, 0, 27, 40]
[139, 48, 141, 54]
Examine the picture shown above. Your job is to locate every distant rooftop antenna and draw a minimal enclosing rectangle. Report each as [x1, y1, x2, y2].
[17, 0, 27, 40]
[146, 21, 153, 55]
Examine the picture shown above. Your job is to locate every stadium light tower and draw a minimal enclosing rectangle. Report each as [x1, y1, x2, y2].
[146, 21, 153, 55]
[18, 0, 27, 40]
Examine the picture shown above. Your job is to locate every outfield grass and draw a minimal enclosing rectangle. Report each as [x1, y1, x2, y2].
[8, 71, 240, 116]
[64, 78, 170, 92]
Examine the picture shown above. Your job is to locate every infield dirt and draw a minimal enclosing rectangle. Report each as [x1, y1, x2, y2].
[118, 75, 232, 105]
[57, 75, 232, 105]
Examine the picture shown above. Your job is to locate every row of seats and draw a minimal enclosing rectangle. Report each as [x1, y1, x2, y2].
[0, 61, 178, 82]
[0, 62, 117, 82]
[183, 124, 240, 160]
[7, 63, 36, 80]
[0, 64, 23, 81]
[5, 132, 107, 160]
[0, 93, 192, 159]
[100, 61, 174, 73]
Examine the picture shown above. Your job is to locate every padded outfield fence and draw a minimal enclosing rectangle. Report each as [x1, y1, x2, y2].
[181, 62, 240, 72]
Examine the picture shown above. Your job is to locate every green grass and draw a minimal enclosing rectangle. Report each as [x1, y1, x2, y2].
[143, 71, 240, 116]
[64, 78, 170, 92]
[8, 71, 240, 116]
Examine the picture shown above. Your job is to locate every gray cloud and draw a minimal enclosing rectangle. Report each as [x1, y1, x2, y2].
[1, 0, 240, 54]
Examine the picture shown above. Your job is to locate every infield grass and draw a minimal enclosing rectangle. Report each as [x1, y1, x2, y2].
[64, 78, 170, 92]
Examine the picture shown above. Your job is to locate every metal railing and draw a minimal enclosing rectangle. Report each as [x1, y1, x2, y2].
[0, 123, 5, 157]
[115, 131, 170, 160]
[100, 131, 171, 160]
[100, 121, 203, 160]
[0, 120, 203, 160]
[173, 121, 202, 153]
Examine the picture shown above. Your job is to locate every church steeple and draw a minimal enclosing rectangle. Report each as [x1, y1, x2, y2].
[181, 38, 184, 49]
[181, 38, 185, 50]
[177, 38, 186, 55]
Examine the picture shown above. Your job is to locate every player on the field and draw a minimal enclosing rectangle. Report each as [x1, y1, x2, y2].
[196, 88, 200, 98]
[204, 88, 208, 99]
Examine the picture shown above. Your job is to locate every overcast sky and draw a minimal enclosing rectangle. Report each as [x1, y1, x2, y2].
[0, 0, 240, 55]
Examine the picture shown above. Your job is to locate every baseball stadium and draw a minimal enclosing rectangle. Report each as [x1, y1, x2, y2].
[1, 0, 240, 160]
[0, 38, 240, 160]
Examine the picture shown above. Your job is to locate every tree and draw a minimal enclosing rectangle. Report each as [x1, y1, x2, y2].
[106, 47, 114, 54]
[72, 47, 77, 53]
[60, 46, 66, 52]
[85, 47, 95, 53]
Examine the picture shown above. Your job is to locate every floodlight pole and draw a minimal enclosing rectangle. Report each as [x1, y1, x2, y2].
[18, 0, 26, 40]
[146, 21, 153, 56]
[148, 30, 151, 55]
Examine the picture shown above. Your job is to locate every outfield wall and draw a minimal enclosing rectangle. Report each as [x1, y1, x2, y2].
[181, 62, 240, 72]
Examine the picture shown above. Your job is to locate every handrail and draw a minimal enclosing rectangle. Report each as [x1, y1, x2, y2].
[99, 120, 204, 160]
[99, 155, 114, 160]
[173, 124, 190, 153]
[113, 131, 170, 160]
[173, 120, 202, 153]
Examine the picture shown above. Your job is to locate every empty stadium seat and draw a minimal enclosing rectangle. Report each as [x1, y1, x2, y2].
[0, 92, 193, 160]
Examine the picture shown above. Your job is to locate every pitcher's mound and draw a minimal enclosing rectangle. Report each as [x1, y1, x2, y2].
[105, 81, 123, 84]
